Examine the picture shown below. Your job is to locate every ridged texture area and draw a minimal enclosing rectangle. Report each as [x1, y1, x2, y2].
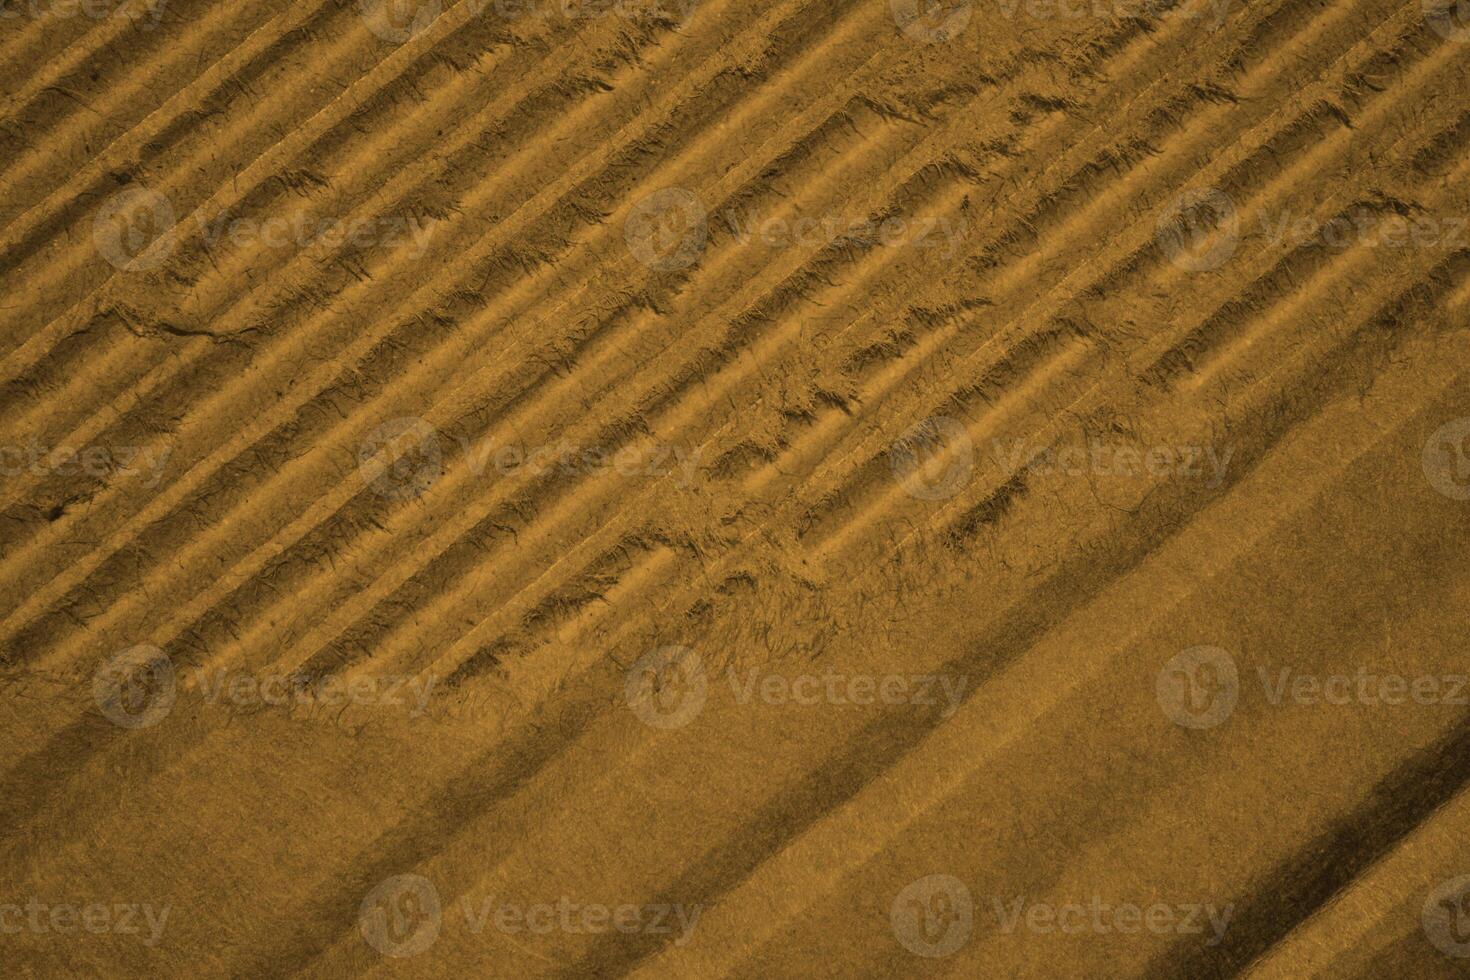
[1, 0, 1469, 975]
